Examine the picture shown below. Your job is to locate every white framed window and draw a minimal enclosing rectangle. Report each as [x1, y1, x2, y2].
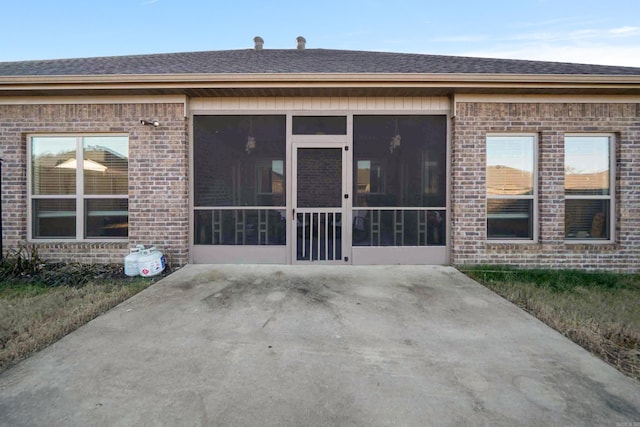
[564, 134, 614, 242]
[486, 134, 537, 241]
[28, 135, 129, 241]
[356, 160, 385, 195]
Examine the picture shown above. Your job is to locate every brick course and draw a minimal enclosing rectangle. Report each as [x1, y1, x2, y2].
[452, 102, 640, 272]
[0, 103, 189, 266]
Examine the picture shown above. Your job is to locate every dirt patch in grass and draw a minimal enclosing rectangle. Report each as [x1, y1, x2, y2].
[461, 266, 640, 381]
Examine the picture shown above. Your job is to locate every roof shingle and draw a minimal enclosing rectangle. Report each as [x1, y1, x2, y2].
[1, 48, 639, 77]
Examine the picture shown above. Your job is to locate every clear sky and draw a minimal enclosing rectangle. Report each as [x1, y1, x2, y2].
[2, 0, 639, 67]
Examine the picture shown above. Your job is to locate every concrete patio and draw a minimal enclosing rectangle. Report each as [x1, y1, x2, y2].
[0, 265, 638, 426]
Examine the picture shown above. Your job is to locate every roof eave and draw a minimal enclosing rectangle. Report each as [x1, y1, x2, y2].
[2, 72, 640, 84]
[1, 73, 639, 97]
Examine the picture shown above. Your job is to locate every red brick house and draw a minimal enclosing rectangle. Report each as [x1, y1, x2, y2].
[1, 38, 639, 270]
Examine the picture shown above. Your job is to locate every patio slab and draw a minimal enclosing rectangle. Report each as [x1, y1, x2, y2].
[0, 265, 638, 426]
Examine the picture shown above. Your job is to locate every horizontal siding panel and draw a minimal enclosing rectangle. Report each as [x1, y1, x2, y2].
[191, 97, 450, 112]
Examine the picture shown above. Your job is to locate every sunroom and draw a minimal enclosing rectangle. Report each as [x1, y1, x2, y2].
[191, 109, 448, 265]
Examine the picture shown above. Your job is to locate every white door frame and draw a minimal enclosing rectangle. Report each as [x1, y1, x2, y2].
[291, 139, 352, 264]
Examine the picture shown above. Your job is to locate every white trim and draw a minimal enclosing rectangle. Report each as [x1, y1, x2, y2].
[454, 94, 640, 104]
[445, 111, 452, 263]
[188, 109, 195, 263]
[0, 95, 187, 105]
[564, 195, 612, 200]
[286, 113, 293, 264]
[3, 72, 639, 85]
[194, 206, 286, 211]
[291, 134, 350, 144]
[352, 247, 447, 265]
[353, 206, 447, 211]
[192, 246, 287, 264]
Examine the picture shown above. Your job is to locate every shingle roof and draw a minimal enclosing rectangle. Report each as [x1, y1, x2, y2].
[1, 48, 639, 77]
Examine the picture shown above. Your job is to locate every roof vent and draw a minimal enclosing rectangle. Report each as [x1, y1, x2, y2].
[254, 36, 264, 51]
[296, 36, 306, 51]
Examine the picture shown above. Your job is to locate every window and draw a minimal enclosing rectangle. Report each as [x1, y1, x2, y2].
[486, 135, 536, 240]
[292, 116, 347, 135]
[357, 160, 385, 195]
[29, 135, 129, 240]
[564, 135, 614, 241]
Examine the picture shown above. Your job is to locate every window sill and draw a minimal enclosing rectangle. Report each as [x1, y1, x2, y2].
[28, 239, 129, 244]
[564, 240, 614, 245]
[486, 239, 537, 244]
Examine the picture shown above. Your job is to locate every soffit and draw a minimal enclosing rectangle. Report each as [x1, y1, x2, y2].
[1, 73, 640, 97]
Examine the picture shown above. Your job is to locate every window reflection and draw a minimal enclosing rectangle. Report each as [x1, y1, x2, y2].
[31, 137, 77, 196]
[565, 136, 612, 240]
[565, 136, 610, 196]
[30, 135, 128, 240]
[83, 136, 129, 195]
[357, 160, 385, 194]
[486, 137, 534, 196]
[486, 135, 535, 240]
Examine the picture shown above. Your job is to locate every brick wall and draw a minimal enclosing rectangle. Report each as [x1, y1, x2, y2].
[0, 103, 189, 266]
[297, 148, 343, 208]
[452, 102, 640, 272]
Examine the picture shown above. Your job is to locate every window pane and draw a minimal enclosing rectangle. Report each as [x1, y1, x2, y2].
[194, 116, 286, 207]
[194, 209, 286, 245]
[357, 160, 385, 194]
[352, 209, 445, 246]
[256, 160, 284, 206]
[487, 199, 533, 239]
[353, 116, 447, 207]
[85, 199, 128, 238]
[33, 199, 76, 238]
[31, 137, 77, 195]
[292, 116, 346, 135]
[486, 136, 534, 196]
[565, 136, 610, 196]
[83, 136, 129, 195]
[565, 200, 610, 240]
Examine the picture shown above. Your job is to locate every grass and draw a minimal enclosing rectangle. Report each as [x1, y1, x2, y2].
[0, 246, 164, 373]
[461, 266, 640, 381]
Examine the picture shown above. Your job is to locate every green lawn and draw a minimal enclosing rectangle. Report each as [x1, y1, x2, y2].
[461, 266, 640, 381]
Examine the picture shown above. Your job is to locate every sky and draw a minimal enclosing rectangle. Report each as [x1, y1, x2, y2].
[1, 0, 639, 67]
